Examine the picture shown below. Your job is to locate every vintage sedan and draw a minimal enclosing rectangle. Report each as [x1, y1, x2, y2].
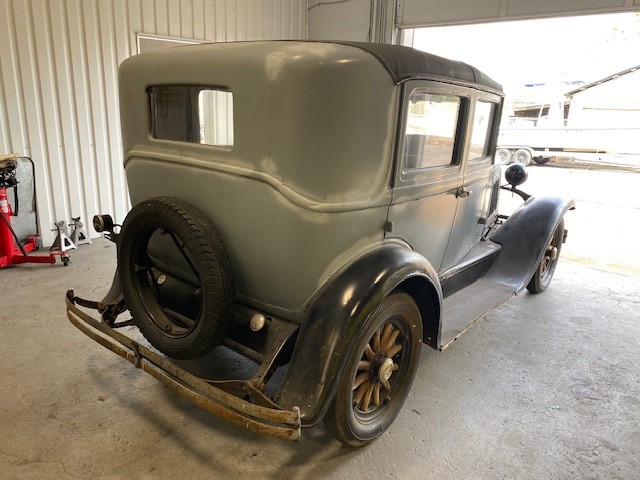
[66, 41, 573, 446]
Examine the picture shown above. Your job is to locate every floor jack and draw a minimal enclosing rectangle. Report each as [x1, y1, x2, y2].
[0, 154, 69, 268]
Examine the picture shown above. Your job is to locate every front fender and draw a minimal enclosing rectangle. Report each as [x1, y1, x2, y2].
[489, 196, 575, 291]
[274, 244, 441, 427]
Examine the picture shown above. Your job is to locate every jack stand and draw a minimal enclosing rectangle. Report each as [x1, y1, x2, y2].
[0, 154, 69, 268]
[69, 217, 91, 246]
[50, 221, 76, 252]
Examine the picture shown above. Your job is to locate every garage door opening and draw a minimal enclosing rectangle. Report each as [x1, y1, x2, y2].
[406, 12, 640, 278]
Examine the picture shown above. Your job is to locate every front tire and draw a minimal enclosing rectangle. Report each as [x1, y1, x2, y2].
[527, 219, 564, 293]
[324, 292, 422, 447]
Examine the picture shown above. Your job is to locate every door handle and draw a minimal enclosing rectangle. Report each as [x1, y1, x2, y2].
[456, 187, 473, 198]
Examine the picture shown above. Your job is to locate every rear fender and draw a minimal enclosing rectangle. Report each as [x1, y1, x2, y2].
[489, 196, 575, 291]
[274, 244, 441, 427]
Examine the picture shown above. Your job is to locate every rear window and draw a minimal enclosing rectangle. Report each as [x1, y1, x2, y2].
[149, 86, 233, 147]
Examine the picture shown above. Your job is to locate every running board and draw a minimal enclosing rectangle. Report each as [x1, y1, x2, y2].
[439, 279, 514, 350]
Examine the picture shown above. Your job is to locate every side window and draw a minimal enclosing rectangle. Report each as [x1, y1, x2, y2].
[149, 86, 233, 147]
[403, 91, 462, 170]
[469, 101, 495, 160]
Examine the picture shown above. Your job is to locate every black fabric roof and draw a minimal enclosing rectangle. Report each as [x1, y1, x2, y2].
[337, 42, 503, 94]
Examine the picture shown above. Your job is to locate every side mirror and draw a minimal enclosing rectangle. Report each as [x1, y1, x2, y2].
[505, 163, 528, 188]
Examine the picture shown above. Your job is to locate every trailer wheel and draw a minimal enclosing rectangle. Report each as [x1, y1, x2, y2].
[324, 291, 422, 447]
[496, 148, 512, 165]
[513, 149, 532, 166]
[118, 197, 234, 359]
[527, 219, 564, 293]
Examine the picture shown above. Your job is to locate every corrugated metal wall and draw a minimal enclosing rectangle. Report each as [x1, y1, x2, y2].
[0, 0, 307, 245]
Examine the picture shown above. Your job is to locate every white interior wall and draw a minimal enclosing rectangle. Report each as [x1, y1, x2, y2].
[0, 0, 307, 245]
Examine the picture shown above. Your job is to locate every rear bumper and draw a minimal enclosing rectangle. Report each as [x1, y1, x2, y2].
[65, 291, 301, 441]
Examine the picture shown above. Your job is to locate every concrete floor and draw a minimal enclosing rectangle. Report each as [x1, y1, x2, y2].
[2, 168, 640, 479]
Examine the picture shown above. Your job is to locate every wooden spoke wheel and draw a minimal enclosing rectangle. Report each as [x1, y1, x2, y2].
[324, 291, 422, 446]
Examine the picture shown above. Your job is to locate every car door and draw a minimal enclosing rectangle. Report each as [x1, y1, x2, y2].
[386, 80, 468, 271]
[440, 93, 502, 271]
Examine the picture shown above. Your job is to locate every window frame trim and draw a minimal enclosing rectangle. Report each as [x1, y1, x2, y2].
[394, 81, 471, 189]
[468, 99, 498, 163]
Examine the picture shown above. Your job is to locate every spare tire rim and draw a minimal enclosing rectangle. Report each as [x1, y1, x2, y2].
[130, 223, 204, 339]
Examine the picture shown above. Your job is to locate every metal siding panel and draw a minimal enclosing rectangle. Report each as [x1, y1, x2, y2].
[298, 0, 307, 39]
[167, 0, 181, 37]
[254, 0, 264, 40]
[0, 2, 25, 153]
[234, 0, 248, 39]
[261, 0, 273, 39]
[66, 0, 101, 232]
[203, 0, 215, 41]
[154, 0, 169, 36]
[11, 0, 55, 234]
[82, 0, 115, 219]
[226, 0, 237, 40]
[113, 0, 133, 212]
[180, 0, 193, 38]
[98, 0, 128, 222]
[32, 0, 71, 224]
[49, 0, 85, 224]
[113, 0, 132, 66]
[215, 0, 227, 41]
[142, 0, 155, 33]
[128, 0, 144, 52]
[0, 67, 9, 153]
[192, 0, 205, 39]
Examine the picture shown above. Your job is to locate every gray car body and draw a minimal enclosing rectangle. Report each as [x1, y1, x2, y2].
[120, 41, 499, 321]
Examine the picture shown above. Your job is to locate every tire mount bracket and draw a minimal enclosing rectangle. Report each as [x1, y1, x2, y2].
[65, 290, 301, 441]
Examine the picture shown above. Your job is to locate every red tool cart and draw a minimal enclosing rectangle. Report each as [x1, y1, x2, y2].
[0, 153, 68, 268]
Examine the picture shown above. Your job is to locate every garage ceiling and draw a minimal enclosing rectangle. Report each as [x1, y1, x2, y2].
[398, 0, 640, 28]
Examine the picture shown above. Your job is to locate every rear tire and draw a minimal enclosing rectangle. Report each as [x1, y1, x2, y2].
[324, 292, 422, 447]
[118, 197, 234, 359]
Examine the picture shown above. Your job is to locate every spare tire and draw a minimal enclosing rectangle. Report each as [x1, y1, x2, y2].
[118, 197, 234, 359]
